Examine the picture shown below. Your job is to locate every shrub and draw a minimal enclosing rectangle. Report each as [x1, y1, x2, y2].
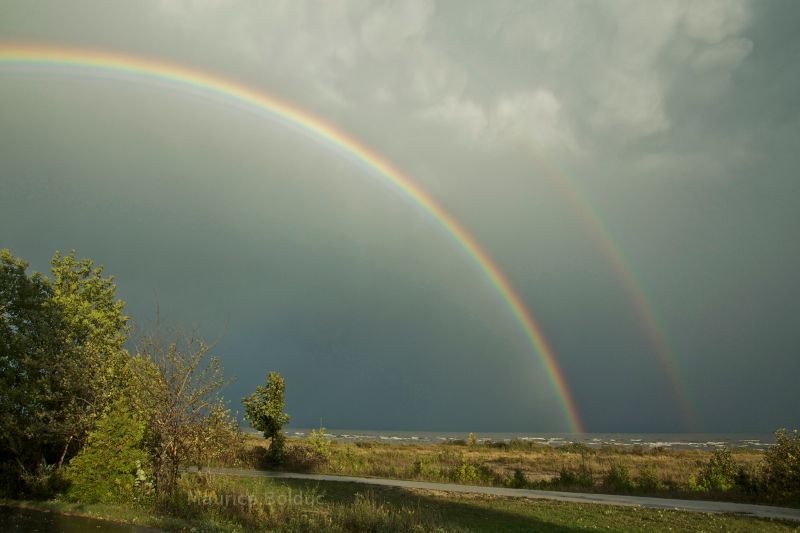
[19, 462, 68, 499]
[308, 426, 333, 459]
[65, 399, 150, 504]
[603, 462, 633, 492]
[696, 449, 739, 492]
[412, 457, 441, 479]
[452, 460, 478, 483]
[467, 433, 477, 446]
[636, 466, 662, 491]
[560, 442, 593, 455]
[506, 468, 528, 489]
[557, 458, 594, 488]
[762, 428, 800, 502]
[283, 442, 329, 472]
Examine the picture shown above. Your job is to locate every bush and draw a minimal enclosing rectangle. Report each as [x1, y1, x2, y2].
[603, 462, 633, 492]
[695, 449, 738, 492]
[65, 399, 151, 504]
[467, 433, 477, 446]
[308, 427, 333, 459]
[506, 468, 528, 489]
[560, 442, 593, 455]
[19, 462, 68, 499]
[452, 460, 478, 483]
[762, 428, 800, 502]
[283, 442, 330, 472]
[412, 457, 441, 479]
[557, 459, 594, 488]
[636, 466, 662, 491]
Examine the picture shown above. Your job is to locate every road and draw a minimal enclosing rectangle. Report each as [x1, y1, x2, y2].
[189, 467, 800, 522]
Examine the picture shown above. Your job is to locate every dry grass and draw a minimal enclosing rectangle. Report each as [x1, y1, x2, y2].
[239, 435, 766, 499]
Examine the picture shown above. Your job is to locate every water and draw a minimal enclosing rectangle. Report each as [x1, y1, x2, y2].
[279, 428, 775, 450]
[0, 506, 163, 532]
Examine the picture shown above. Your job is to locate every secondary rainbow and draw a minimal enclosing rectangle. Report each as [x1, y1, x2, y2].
[526, 146, 697, 429]
[0, 42, 584, 433]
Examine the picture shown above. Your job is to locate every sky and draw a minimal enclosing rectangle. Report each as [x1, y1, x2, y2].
[1, 0, 798, 433]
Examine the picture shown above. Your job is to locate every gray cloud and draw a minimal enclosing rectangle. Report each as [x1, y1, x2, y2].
[1, 0, 798, 432]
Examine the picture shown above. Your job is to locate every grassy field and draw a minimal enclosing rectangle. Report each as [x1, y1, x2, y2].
[5, 474, 798, 532]
[241, 435, 770, 503]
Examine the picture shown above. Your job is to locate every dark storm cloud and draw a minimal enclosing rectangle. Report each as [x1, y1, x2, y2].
[1, 0, 798, 431]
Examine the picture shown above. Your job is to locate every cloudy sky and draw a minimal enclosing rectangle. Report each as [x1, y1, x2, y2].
[1, 0, 798, 432]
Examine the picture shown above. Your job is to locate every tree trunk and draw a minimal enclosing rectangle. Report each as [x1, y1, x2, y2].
[57, 435, 73, 469]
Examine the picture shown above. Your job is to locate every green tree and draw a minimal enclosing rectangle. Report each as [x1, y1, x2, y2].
[0, 249, 130, 491]
[242, 372, 290, 463]
[64, 399, 149, 504]
[0, 249, 60, 487]
[47, 251, 131, 467]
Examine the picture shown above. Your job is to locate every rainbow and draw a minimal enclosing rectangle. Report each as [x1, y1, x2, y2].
[0, 43, 584, 433]
[527, 147, 697, 429]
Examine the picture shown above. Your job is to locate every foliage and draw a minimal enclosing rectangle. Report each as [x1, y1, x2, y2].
[453, 460, 478, 483]
[65, 399, 150, 504]
[762, 428, 800, 502]
[506, 468, 528, 488]
[131, 331, 231, 496]
[467, 433, 477, 446]
[696, 449, 739, 492]
[242, 371, 290, 463]
[0, 249, 129, 491]
[556, 458, 595, 488]
[603, 461, 633, 492]
[636, 466, 662, 491]
[308, 427, 333, 460]
[186, 402, 244, 467]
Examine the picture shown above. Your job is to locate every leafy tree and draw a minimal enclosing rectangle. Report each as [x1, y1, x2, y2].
[0, 249, 130, 490]
[64, 399, 149, 504]
[131, 331, 232, 495]
[242, 372, 290, 462]
[0, 249, 60, 476]
[46, 251, 131, 466]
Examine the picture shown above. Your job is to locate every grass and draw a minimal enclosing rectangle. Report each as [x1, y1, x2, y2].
[6, 474, 797, 532]
[240, 435, 775, 504]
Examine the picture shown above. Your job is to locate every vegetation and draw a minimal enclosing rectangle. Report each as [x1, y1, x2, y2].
[0, 248, 240, 502]
[130, 330, 235, 496]
[763, 429, 800, 502]
[242, 371, 290, 463]
[64, 399, 149, 504]
[1, 249, 131, 495]
[242, 432, 800, 506]
[2, 247, 798, 532]
[5, 474, 799, 532]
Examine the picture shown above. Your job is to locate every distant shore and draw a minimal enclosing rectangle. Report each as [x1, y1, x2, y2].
[273, 428, 775, 450]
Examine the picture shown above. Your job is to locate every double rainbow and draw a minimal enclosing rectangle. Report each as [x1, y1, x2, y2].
[0, 43, 584, 432]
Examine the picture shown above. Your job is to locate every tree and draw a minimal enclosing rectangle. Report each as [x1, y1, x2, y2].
[47, 251, 131, 467]
[64, 399, 149, 504]
[0, 249, 60, 481]
[131, 331, 233, 495]
[242, 372, 290, 462]
[0, 249, 130, 491]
